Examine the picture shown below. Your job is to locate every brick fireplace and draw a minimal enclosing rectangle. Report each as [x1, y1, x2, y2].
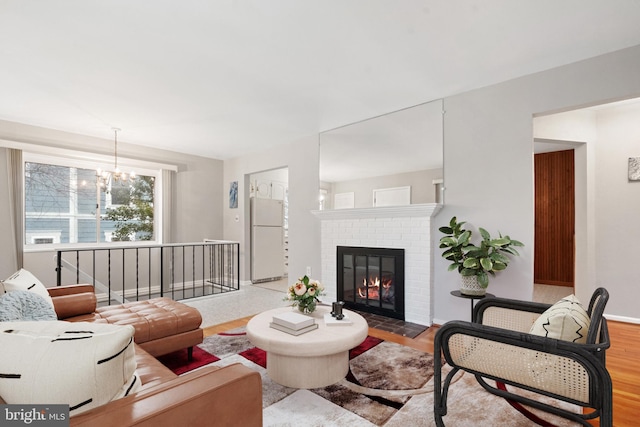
[313, 203, 441, 326]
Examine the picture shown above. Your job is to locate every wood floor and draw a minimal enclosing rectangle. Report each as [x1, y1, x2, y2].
[203, 318, 639, 427]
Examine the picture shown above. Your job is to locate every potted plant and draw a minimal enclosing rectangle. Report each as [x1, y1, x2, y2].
[439, 216, 524, 295]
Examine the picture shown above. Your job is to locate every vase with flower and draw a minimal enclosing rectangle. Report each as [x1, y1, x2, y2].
[285, 275, 325, 314]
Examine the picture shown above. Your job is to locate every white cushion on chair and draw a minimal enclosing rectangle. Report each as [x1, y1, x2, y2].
[529, 294, 590, 343]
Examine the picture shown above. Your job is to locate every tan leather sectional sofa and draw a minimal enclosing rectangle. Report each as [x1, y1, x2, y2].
[46, 284, 263, 427]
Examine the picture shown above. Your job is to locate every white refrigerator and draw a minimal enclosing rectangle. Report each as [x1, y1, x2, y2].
[250, 198, 284, 283]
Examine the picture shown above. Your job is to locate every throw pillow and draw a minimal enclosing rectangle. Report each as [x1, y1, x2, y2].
[529, 294, 590, 343]
[0, 291, 57, 321]
[0, 321, 140, 415]
[2, 269, 54, 309]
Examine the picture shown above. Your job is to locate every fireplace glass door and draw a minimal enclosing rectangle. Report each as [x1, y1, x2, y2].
[338, 246, 404, 320]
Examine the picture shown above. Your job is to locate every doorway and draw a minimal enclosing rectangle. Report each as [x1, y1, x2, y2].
[534, 149, 575, 288]
[533, 97, 640, 307]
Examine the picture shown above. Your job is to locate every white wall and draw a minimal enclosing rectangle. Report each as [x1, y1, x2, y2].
[251, 168, 289, 184]
[593, 104, 640, 321]
[172, 155, 224, 243]
[435, 45, 640, 323]
[222, 135, 320, 283]
[0, 120, 224, 285]
[534, 109, 598, 142]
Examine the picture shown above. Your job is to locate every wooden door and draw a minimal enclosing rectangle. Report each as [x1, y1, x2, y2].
[534, 150, 574, 287]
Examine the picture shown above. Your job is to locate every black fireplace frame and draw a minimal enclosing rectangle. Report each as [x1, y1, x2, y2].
[337, 246, 405, 320]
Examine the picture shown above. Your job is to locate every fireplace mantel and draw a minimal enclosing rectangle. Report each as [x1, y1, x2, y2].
[312, 203, 441, 220]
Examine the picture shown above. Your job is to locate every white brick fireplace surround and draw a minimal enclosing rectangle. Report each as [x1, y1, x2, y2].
[312, 203, 442, 326]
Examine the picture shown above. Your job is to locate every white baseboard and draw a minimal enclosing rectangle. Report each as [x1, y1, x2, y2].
[604, 313, 640, 324]
[432, 318, 446, 326]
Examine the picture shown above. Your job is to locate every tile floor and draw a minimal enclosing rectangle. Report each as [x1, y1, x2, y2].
[533, 283, 573, 304]
[351, 310, 428, 338]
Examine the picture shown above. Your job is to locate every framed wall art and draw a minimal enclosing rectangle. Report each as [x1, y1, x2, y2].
[629, 157, 640, 181]
[229, 181, 238, 208]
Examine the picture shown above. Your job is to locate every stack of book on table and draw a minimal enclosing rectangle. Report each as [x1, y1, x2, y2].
[270, 311, 318, 336]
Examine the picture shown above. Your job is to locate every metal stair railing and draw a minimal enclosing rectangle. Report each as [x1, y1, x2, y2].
[55, 241, 240, 305]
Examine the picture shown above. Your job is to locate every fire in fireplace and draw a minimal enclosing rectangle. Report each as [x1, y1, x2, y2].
[358, 275, 394, 302]
[337, 246, 405, 320]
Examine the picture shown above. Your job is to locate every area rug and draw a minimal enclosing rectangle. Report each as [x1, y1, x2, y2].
[159, 329, 581, 426]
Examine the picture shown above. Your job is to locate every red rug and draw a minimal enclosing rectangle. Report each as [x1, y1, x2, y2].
[156, 346, 220, 375]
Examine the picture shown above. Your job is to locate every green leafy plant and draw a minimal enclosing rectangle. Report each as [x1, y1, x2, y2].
[439, 216, 524, 288]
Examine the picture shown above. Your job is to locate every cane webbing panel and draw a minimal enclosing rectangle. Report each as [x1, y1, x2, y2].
[482, 306, 539, 333]
[448, 333, 590, 404]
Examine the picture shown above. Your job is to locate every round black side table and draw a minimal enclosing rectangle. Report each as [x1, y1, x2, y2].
[450, 290, 495, 321]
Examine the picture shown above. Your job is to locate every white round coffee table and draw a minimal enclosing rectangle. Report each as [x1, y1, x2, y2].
[246, 305, 368, 389]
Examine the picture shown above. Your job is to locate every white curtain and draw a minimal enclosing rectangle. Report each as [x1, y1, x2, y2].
[161, 169, 174, 243]
[7, 148, 24, 269]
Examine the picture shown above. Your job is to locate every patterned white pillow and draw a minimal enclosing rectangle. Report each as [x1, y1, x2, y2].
[2, 269, 54, 309]
[529, 294, 590, 343]
[0, 321, 140, 415]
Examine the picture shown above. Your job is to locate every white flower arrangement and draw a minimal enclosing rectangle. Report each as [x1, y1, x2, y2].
[285, 275, 325, 313]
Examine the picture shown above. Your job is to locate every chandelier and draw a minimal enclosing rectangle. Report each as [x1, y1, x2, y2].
[97, 128, 135, 188]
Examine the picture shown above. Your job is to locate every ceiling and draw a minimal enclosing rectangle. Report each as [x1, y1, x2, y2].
[2, 1, 640, 161]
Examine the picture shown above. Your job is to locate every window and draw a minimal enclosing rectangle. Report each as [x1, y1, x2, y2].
[107, 180, 132, 206]
[24, 155, 158, 246]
